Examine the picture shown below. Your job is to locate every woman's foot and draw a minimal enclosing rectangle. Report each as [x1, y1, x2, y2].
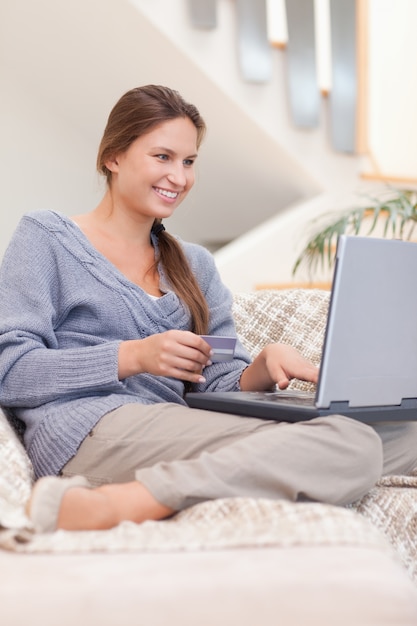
[27, 476, 174, 532]
[57, 481, 174, 530]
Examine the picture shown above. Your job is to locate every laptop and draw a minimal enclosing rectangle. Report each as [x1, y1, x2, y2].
[186, 235, 417, 423]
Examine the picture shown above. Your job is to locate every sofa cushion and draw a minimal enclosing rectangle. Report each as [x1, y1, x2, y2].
[0, 408, 34, 530]
[2, 547, 417, 626]
[353, 473, 417, 584]
[2, 483, 415, 589]
[0, 495, 393, 555]
[233, 289, 329, 391]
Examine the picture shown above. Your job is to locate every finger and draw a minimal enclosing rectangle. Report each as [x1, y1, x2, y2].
[183, 334, 214, 361]
[158, 343, 210, 370]
[177, 345, 213, 367]
[299, 364, 319, 383]
[179, 356, 211, 376]
[276, 377, 290, 390]
[173, 367, 206, 384]
[273, 365, 290, 389]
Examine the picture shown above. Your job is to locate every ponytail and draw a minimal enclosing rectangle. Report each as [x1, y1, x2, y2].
[152, 220, 209, 335]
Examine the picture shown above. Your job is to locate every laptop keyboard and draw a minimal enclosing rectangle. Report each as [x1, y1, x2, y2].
[253, 390, 316, 407]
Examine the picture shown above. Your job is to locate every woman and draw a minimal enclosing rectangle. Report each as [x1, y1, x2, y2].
[0, 85, 415, 532]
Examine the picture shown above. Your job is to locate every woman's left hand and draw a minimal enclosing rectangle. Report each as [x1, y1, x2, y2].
[239, 343, 319, 392]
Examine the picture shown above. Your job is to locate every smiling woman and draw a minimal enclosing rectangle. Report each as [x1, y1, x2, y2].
[100, 117, 198, 218]
[74, 85, 209, 326]
[73, 118, 199, 298]
[1, 84, 416, 533]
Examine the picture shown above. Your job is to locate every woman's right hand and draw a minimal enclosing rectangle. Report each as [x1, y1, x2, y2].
[118, 330, 213, 383]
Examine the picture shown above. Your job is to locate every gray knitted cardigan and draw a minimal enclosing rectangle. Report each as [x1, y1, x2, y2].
[0, 211, 251, 478]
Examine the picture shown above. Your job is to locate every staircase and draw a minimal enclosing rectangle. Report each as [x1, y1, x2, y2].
[131, 0, 369, 287]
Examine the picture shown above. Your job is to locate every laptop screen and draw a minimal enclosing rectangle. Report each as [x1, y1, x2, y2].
[316, 235, 417, 409]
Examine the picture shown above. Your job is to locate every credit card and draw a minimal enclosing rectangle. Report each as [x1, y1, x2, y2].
[200, 335, 237, 362]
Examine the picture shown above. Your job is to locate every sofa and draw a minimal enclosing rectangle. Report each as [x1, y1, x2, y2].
[1, 288, 417, 625]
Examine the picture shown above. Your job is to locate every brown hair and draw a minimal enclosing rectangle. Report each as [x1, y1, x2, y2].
[97, 85, 209, 334]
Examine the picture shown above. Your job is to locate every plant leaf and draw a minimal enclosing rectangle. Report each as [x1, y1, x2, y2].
[292, 188, 417, 277]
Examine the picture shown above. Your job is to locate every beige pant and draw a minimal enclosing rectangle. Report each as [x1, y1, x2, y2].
[61, 403, 417, 510]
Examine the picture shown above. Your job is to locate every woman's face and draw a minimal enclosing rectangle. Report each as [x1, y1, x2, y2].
[105, 116, 198, 222]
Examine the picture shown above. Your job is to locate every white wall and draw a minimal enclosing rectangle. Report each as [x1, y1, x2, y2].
[0, 71, 104, 256]
[134, 0, 417, 184]
[0, 0, 319, 258]
[125, 0, 417, 291]
[1, 0, 416, 292]
[366, 0, 417, 179]
[131, 0, 363, 194]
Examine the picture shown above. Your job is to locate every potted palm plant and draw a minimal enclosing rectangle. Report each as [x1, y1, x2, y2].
[292, 188, 417, 278]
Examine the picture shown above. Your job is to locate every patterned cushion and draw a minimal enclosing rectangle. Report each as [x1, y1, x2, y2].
[0, 408, 34, 530]
[353, 473, 417, 584]
[0, 497, 393, 558]
[233, 289, 329, 391]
